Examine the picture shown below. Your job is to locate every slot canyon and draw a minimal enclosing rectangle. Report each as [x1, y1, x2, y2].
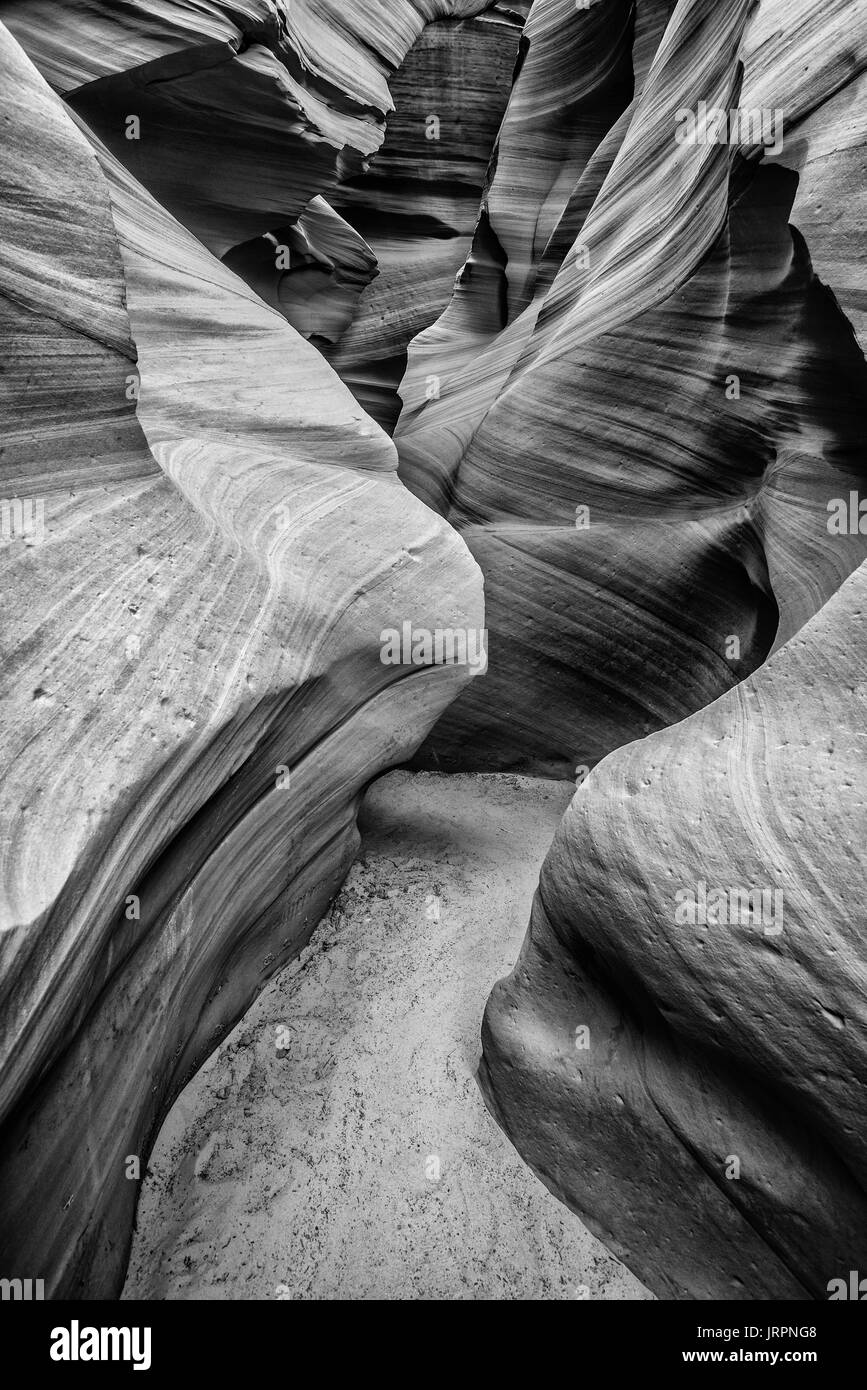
[1, 0, 866, 1310]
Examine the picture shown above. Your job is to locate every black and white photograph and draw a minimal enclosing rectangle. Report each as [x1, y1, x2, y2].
[1, 0, 865, 1358]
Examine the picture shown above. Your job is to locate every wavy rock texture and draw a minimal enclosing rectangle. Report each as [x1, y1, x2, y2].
[323, 9, 524, 429]
[466, 0, 867, 1299]
[1, 0, 525, 430]
[0, 19, 482, 1297]
[2, 0, 866, 1306]
[482, 561, 867, 1299]
[399, 0, 867, 775]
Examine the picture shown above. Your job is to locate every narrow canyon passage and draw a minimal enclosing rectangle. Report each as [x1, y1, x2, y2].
[3, 0, 866, 1319]
[122, 771, 650, 1301]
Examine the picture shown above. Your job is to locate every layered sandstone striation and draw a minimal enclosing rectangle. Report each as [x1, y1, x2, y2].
[481, 562, 867, 1299]
[1, 0, 524, 431]
[324, 9, 524, 429]
[0, 16, 481, 1297]
[399, 0, 867, 775]
[461, 0, 867, 1299]
[2, 0, 866, 1305]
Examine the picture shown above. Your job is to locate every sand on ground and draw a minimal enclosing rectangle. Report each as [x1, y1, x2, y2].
[122, 770, 651, 1300]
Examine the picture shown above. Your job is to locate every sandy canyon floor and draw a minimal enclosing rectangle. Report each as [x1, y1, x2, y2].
[122, 771, 651, 1301]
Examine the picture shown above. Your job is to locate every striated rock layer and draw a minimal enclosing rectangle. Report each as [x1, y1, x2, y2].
[324, 10, 524, 430]
[482, 560, 867, 1299]
[2, 0, 866, 1306]
[1, 0, 524, 431]
[399, 0, 867, 776]
[0, 18, 482, 1297]
[467, 0, 867, 1299]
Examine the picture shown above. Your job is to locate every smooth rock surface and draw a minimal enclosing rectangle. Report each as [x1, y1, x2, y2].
[482, 561, 867, 1299]
[3, 0, 866, 1308]
[2, 1, 523, 429]
[0, 20, 481, 1299]
[398, 0, 867, 775]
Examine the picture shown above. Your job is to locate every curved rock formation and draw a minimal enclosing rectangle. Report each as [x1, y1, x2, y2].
[324, 9, 524, 428]
[399, 0, 867, 775]
[482, 559, 867, 1299]
[1, 0, 523, 430]
[0, 18, 482, 1298]
[2, 0, 866, 1307]
[468, 0, 867, 1299]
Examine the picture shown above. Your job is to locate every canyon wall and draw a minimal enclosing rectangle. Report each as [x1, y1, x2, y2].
[1, 0, 865, 1301]
[452, 0, 867, 1298]
[0, 8, 483, 1297]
